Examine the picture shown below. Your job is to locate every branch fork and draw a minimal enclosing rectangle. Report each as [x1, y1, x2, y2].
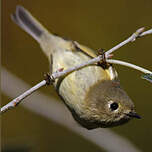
[131, 27, 145, 42]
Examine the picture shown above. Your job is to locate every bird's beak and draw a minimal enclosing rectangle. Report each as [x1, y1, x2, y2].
[126, 112, 141, 119]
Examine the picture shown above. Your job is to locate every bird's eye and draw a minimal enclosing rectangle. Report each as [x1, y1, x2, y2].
[110, 102, 119, 111]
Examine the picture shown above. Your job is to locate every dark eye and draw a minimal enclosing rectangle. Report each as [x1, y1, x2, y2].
[110, 102, 119, 111]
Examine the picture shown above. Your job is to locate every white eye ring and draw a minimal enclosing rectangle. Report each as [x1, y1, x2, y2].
[108, 100, 119, 111]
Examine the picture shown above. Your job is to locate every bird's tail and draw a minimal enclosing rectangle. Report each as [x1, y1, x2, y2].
[11, 5, 66, 58]
[11, 5, 51, 43]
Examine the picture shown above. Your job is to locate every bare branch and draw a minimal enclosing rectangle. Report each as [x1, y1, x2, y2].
[105, 27, 150, 57]
[1, 80, 46, 113]
[1, 27, 152, 113]
[107, 59, 152, 74]
[140, 28, 152, 37]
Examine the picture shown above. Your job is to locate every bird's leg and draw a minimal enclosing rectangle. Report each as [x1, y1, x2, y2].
[97, 49, 110, 69]
[44, 54, 55, 85]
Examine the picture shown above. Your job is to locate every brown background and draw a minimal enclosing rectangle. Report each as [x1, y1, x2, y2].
[2, 0, 152, 152]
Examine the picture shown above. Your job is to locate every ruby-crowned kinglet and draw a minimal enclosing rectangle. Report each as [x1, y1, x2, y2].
[11, 6, 141, 129]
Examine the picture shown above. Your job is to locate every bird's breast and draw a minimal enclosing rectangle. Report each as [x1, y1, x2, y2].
[52, 49, 115, 115]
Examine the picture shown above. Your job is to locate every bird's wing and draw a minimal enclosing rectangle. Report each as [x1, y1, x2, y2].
[72, 41, 98, 58]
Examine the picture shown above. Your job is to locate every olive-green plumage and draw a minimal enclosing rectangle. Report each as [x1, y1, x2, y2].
[12, 6, 140, 129]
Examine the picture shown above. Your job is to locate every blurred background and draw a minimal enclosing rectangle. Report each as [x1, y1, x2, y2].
[2, 0, 152, 152]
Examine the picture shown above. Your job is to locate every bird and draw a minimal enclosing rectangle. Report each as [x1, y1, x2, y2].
[11, 6, 141, 130]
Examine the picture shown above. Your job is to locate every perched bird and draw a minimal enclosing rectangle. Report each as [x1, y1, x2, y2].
[11, 6, 140, 130]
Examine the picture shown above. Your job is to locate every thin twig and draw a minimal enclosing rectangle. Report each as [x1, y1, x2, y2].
[105, 27, 145, 57]
[1, 27, 152, 113]
[140, 28, 152, 37]
[107, 59, 152, 74]
[1, 80, 46, 113]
